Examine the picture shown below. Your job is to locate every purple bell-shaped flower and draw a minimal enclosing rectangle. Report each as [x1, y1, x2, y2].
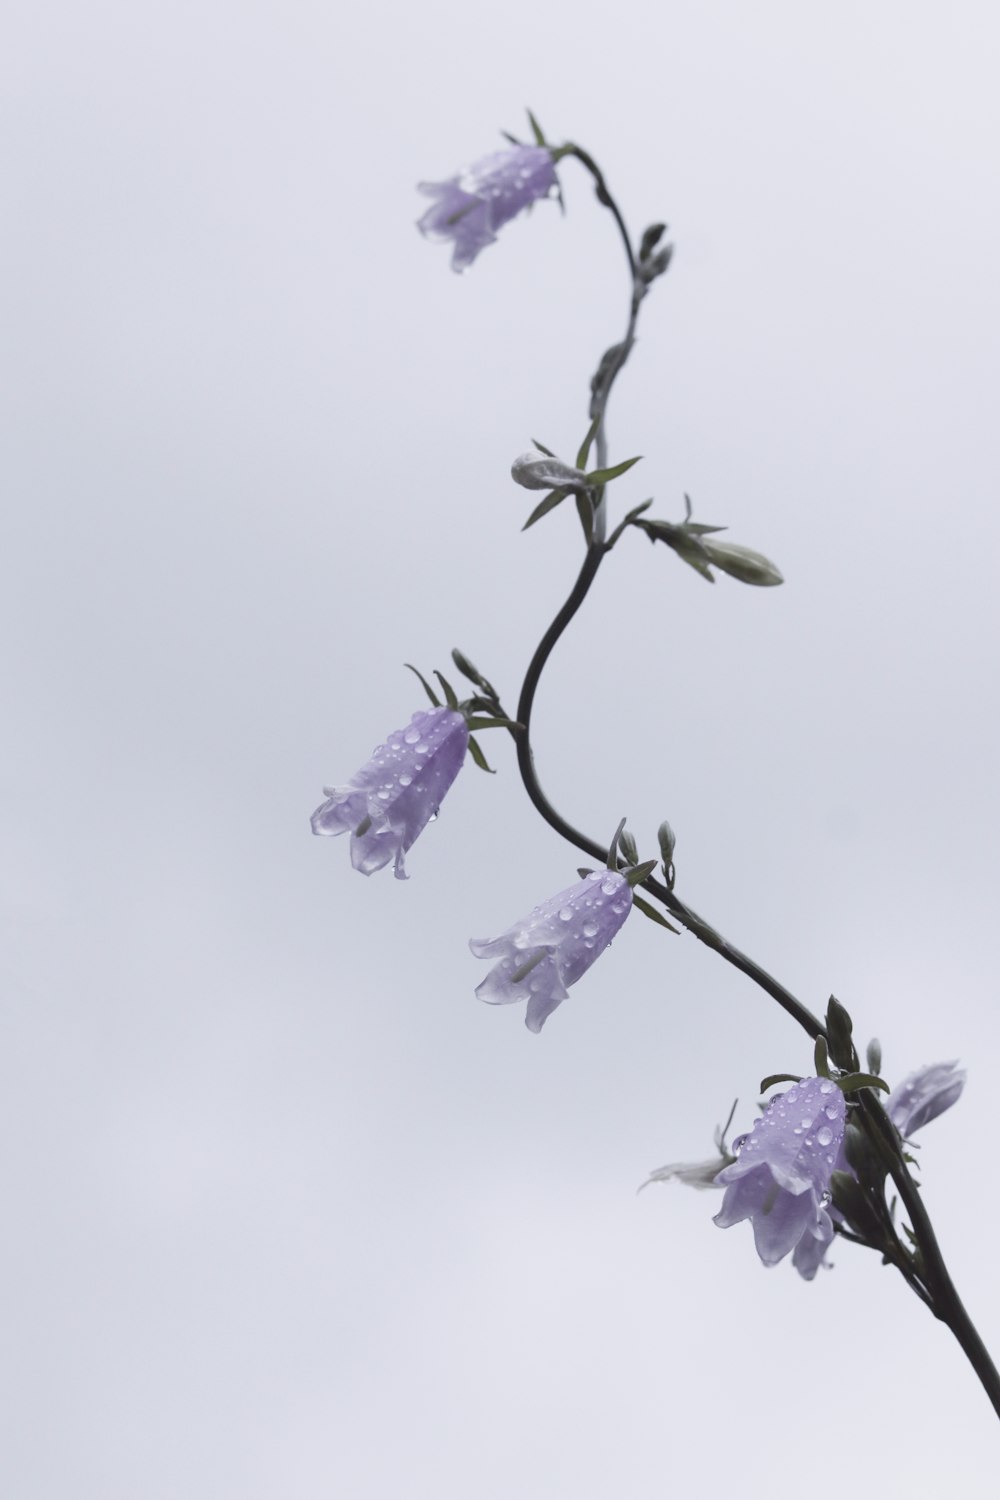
[417, 144, 558, 272]
[311, 707, 468, 879]
[713, 1077, 847, 1275]
[471, 870, 633, 1032]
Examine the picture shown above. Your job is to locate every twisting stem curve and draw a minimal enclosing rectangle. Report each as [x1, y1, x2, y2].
[509, 141, 1000, 1421]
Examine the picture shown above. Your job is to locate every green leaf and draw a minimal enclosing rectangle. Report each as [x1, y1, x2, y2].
[759, 1072, 802, 1093]
[606, 498, 655, 549]
[465, 715, 520, 731]
[466, 735, 495, 773]
[575, 491, 594, 544]
[624, 859, 658, 887]
[434, 671, 459, 710]
[631, 893, 680, 932]
[530, 437, 555, 457]
[813, 1035, 831, 1078]
[575, 413, 602, 470]
[522, 486, 571, 531]
[403, 663, 440, 707]
[836, 1072, 890, 1094]
[584, 454, 642, 487]
[526, 109, 547, 146]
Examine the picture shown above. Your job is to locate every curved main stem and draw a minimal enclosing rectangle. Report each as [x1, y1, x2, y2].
[509, 141, 1000, 1421]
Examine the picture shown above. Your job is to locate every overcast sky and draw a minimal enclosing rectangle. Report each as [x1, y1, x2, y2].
[3, 2, 1000, 1495]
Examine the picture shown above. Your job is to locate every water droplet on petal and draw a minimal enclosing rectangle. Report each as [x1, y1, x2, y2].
[817, 1126, 833, 1147]
[404, 728, 421, 744]
[399, 774, 412, 787]
[582, 920, 598, 938]
[558, 907, 573, 922]
[824, 1105, 839, 1120]
[819, 1080, 835, 1095]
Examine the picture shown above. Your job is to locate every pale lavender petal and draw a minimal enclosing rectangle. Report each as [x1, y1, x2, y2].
[470, 869, 633, 1030]
[418, 145, 557, 272]
[792, 1210, 836, 1281]
[885, 1061, 966, 1138]
[714, 1077, 846, 1274]
[311, 707, 468, 879]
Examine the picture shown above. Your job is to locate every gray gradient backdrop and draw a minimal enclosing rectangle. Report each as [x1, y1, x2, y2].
[3, 2, 999, 1495]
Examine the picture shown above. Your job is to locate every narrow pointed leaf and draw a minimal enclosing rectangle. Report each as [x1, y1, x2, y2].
[575, 413, 602, 470]
[575, 491, 593, 544]
[759, 1072, 803, 1093]
[584, 454, 642, 487]
[836, 1072, 890, 1094]
[465, 715, 521, 731]
[523, 486, 571, 531]
[527, 109, 546, 146]
[632, 893, 680, 932]
[467, 735, 495, 773]
[529, 437, 555, 457]
[434, 671, 459, 710]
[404, 663, 441, 707]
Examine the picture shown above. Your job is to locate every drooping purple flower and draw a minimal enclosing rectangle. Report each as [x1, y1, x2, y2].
[885, 1061, 966, 1138]
[417, 145, 558, 272]
[470, 870, 633, 1032]
[311, 707, 468, 880]
[713, 1077, 846, 1278]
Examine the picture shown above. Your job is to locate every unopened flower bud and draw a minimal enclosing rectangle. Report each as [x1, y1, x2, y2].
[700, 538, 783, 587]
[511, 450, 589, 491]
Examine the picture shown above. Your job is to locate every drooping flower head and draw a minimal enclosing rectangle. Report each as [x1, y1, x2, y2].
[885, 1060, 966, 1138]
[713, 1077, 846, 1279]
[311, 707, 468, 880]
[417, 145, 558, 272]
[470, 869, 633, 1032]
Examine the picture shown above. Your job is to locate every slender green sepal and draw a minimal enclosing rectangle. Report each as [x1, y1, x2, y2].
[434, 671, 459, 710]
[404, 662, 441, 707]
[523, 486, 571, 530]
[575, 413, 602, 470]
[466, 735, 495, 773]
[836, 1072, 890, 1094]
[632, 893, 680, 932]
[759, 1072, 803, 1093]
[526, 109, 547, 147]
[584, 454, 642, 487]
[606, 817, 627, 869]
[625, 859, 658, 887]
[575, 492, 594, 544]
[814, 1035, 831, 1078]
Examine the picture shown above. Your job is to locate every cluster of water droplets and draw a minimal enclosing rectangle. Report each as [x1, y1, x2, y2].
[732, 1077, 845, 1172]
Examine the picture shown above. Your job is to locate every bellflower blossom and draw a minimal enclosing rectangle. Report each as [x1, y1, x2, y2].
[713, 1077, 846, 1279]
[470, 870, 633, 1032]
[417, 145, 558, 272]
[885, 1061, 966, 1138]
[311, 707, 468, 880]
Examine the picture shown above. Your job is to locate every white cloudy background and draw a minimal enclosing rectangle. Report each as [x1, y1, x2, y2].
[3, 2, 999, 1495]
